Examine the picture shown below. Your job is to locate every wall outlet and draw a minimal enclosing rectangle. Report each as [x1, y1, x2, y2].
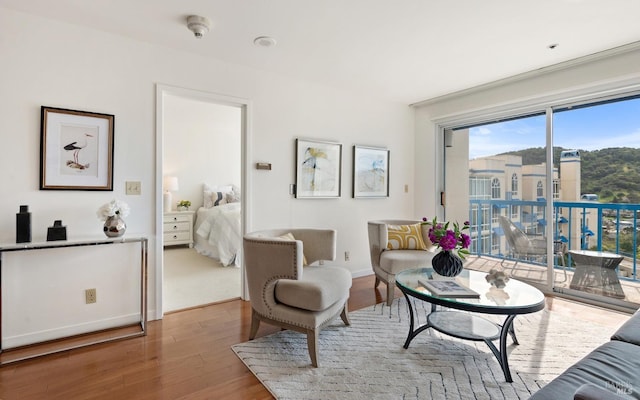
[85, 288, 97, 304]
[345, 251, 350, 261]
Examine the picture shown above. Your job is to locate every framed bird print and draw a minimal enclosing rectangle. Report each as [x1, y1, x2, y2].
[352, 145, 389, 198]
[40, 106, 114, 190]
[295, 138, 342, 198]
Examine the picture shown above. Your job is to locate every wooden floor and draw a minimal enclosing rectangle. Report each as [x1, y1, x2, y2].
[0, 275, 632, 400]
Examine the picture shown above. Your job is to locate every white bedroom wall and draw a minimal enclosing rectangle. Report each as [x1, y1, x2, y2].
[0, 8, 416, 330]
[163, 95, 241, 211]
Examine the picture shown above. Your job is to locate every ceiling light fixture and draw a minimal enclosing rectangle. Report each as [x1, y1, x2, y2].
[254, 36, 277, 47]
[186, 15, 212, 39]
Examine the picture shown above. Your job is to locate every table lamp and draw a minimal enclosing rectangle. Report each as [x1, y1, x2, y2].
[163, 176, 179, 212]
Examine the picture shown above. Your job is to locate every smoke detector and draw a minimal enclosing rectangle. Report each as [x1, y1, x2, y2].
[186, 15, 212, 39]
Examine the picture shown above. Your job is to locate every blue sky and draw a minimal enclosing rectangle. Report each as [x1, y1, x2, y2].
[468, 96, 640, 160]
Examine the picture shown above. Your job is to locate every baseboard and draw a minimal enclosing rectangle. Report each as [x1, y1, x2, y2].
[352, 268, 374, 279]
[3, 313, 141, 349]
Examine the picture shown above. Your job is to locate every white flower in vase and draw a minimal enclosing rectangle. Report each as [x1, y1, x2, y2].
[97, 199, 130, 221]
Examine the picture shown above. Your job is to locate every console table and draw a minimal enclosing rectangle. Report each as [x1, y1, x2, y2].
[0, 236, 148, 365]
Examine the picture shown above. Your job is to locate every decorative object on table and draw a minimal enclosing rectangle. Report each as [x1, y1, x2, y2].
[423, 217, 471, 277]
[352, 145, 389, 198]
[16, 205, 32, 243]
[40, 106, 114, 191]
[163, 176, 179, 212]
[295, 138, 342, 198]
[177, 200, 191, 211]
[418, 278, 479, 298]
[46, 220, 67, 241]
[485, 268, 510, 288]
[97, 199, 130, 237]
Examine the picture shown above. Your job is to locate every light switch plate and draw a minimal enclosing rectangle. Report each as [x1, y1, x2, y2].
[126, 181, 141, 195]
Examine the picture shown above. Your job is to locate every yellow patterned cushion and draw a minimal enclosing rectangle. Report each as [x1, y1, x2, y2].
[387, 224, 427, 250]
[277, 232, 308, 265]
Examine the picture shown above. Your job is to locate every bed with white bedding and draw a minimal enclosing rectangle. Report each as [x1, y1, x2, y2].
[193, 184, 242, 266]
[194, 203, 241, 266]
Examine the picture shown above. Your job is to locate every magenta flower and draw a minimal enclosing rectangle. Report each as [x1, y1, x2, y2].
[460, 233, 471, 248]
[421, 217, 472, 259]
[439, 231, 458, 250]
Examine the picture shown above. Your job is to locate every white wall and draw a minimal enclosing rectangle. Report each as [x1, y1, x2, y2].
[164, 95, 242, 211]
[0, 8, 416, 328]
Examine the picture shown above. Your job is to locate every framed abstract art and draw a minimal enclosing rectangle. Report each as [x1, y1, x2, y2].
[295, 138, 342, 198]
[352, 145, 389, 198]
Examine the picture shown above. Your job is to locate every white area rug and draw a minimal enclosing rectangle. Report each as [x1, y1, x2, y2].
[232, 297, 616, 400]
[163, 247, 241, 312]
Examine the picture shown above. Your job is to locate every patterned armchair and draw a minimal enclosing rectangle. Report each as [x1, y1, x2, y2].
[368, 220, 437, 305]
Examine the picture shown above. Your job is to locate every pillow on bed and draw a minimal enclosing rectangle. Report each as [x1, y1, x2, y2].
[226, 185, 241, 203]
[210, 191, 228, 207]
[203, 184, 233, 208]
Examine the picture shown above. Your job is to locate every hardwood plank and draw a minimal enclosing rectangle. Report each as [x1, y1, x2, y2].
[0, 274, 631, 399]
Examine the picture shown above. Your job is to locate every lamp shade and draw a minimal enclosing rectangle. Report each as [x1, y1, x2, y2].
[164, 176, 179, 192]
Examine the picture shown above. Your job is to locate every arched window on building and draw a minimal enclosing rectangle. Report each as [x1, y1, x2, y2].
[537, 181, 544, 198]
[511, 173, 518, 197]
[491, 178, 501, 199]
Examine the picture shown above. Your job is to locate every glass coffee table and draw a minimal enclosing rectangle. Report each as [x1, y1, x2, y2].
[395, 268, 545, 382]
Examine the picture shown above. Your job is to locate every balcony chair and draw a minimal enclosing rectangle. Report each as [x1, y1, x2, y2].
[368, 220, 437, 306]
[243, 228, 352, 367]
[498, 216, 568, 282]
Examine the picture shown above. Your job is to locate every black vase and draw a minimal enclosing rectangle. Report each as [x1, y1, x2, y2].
[16, 205, 31, 243]
[431, 251, 463, 277]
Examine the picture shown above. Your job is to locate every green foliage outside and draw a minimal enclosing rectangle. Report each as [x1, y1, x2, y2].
[502, 147, 640, 203]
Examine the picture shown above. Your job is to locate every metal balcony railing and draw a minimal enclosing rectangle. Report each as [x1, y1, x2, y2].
[468, 199, 639, 282]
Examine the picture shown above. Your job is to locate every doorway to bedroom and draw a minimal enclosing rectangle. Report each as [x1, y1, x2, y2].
[161, 91, 243, 313]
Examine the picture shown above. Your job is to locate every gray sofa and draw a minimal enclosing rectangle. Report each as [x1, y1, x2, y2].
[530, 308, 640, 400]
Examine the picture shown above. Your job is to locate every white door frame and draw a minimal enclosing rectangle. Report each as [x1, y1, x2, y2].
[155, 84, 252, 320]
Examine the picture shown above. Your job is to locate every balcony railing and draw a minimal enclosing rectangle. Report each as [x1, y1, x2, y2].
[468, 199, 639, 282]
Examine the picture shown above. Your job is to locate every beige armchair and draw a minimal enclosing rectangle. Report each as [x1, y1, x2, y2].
[368, 220, 437, 305]
[243, 228, 352, 367]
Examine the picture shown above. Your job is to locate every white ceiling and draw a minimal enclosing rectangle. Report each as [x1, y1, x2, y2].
[2, 0, 640, 104]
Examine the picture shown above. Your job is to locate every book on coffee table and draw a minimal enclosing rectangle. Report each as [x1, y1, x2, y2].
[418, 278, 480, 298]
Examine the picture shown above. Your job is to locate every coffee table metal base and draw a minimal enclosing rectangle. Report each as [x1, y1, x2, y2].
[402, 295, 519, 382]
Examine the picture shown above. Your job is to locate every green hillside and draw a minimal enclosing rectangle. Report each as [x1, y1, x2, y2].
[500, 147, 640, 203]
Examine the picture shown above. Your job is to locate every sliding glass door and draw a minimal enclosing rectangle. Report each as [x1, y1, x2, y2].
[445, 114, 551, 286]
[551, 96, 640, 307]
[443, 94, 640, 310]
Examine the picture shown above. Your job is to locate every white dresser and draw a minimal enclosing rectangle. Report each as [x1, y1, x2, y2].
[163, 211, 194, 247]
